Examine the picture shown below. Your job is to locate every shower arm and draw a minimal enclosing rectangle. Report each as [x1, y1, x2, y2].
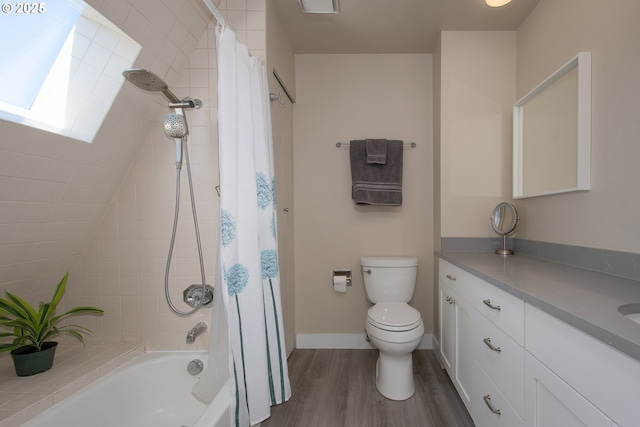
[169, 97, 203, 109]
[164, 85, 202, 109]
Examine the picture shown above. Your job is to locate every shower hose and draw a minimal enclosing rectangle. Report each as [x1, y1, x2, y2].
[164, 136, 208, 316]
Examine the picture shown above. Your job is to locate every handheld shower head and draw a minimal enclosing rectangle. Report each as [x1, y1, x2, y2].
[164, 113, 189, 169]
[122, 68, 181, 103]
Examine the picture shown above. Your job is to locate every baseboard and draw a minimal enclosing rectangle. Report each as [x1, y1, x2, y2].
[296, 333, 434, 350]
[432, 335, 445, 369]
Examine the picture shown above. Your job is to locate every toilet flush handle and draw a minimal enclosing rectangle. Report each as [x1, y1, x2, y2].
[365, 269, 371, 274]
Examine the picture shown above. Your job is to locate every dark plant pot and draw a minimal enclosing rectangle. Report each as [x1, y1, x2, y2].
[10, 342, 58, 376]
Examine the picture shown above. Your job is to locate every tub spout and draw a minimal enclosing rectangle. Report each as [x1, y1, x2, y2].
[186, 321, 207, 343]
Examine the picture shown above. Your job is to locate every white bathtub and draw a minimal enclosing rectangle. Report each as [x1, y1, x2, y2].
[24, 351, 231, 427]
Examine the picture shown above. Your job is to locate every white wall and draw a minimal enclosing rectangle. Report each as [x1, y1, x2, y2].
[515, 0, 640, 253]
[293, 54, 433, 341]
[439, 31, 516, 238]
[266, 3, 296, 356]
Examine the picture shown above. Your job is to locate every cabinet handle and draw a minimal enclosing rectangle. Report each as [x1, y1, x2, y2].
[446, 274, 456, 281]
[483, 337, 501, 352]
[483, 395, 501, 415]
[483, 299, 501, 311]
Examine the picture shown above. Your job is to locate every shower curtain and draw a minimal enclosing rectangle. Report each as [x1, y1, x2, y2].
[212, 25, 291, 426]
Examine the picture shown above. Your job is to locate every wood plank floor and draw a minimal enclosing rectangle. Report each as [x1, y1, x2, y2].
[261, 349, 474, 427]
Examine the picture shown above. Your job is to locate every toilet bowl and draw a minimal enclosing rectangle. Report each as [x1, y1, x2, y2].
[366, 302, 424, 400]
[361, 257, 424, 401]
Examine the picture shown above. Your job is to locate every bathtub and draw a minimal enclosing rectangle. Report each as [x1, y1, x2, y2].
[24, 351, 231, 427]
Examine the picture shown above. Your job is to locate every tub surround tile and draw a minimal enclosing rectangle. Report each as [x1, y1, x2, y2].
[0, 341, 143, 427]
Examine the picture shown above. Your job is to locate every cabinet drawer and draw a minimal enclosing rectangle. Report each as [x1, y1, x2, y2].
[473, 360, 524, 427]
[471, 278, 524, 345]
[439, 259, 475, 296]
[474, 309, 524, 417]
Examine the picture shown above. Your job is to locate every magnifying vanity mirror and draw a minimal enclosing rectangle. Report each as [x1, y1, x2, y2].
[491, 203, 519, 256]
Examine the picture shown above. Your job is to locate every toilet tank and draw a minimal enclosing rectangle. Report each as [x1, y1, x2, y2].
[361, 257, 418, 303]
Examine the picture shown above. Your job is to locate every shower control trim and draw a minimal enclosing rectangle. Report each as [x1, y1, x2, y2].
[184, 284, 214, 308]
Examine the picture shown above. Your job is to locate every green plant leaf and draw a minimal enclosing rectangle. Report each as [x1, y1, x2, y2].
[58, 329, 86, 344]
[4, 292, 37, 324]
[51, 272, 68, 306]
[37, 303, 56, 327]
[57, 324, 92, 333]
[0, 343, 23, 352]
[0, 298, 24, 318]
[1, 319, 37, 337]
[51, 306, 104, 324]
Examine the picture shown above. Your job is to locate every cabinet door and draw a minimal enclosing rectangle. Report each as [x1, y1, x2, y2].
[439, 284, 455, 374]
[453, 293, 473, 411]
[525, 353, 611, 427]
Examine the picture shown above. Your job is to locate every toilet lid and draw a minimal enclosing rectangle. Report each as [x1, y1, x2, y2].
[367, 302, 422, 332]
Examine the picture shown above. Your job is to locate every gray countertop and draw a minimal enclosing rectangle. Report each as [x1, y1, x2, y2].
[437, 251, 640, 362]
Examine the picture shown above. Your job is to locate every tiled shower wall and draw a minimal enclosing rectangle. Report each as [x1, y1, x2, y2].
[0, 0, 209, 310]
[77, 0, 267, 350]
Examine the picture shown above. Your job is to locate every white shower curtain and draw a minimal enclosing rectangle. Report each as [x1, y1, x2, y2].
[214, 25, 291, 426]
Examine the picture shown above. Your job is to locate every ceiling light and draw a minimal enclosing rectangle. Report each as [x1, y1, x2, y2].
[486, 0, 512, 7]
[298, 0, 339, 14]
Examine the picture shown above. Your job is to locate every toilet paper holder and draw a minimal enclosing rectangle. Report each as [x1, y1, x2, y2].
[332, 269, 352, 287]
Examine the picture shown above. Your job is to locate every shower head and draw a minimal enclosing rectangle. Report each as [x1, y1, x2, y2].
[164, 113, 189, 169]
[122, 68, 181, 104]
[164, 113, 188, 138]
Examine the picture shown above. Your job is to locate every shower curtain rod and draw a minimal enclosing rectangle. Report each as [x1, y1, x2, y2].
[203, 0, 226, 27]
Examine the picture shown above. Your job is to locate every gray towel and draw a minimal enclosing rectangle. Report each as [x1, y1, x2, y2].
[350, 140, 403, 206]
[366, 139, 387, 164]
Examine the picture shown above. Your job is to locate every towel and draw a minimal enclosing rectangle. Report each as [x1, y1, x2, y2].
[350, 139, 403, 206]
[366, 139, 388, 164]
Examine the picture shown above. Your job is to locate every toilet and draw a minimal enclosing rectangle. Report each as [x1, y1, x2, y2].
[362, 256, 424, 401]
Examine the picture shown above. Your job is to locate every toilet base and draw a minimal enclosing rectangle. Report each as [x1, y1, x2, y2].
[375, 351, 415, 401]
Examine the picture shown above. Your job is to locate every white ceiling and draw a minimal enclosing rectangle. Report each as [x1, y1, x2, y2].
[271, 0, 541, 54]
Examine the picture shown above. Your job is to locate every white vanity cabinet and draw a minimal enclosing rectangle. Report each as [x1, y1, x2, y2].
[438, 261, 474, 412]
[525, 304, 639, 427]
[438, 257, 640, 427]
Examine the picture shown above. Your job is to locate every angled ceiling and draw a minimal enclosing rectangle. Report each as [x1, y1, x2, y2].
[271, 0, 541, 54]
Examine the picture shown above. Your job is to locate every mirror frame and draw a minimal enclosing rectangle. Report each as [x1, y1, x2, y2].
[513, 52, 591, 199]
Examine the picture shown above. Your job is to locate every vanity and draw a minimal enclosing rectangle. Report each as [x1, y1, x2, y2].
[437, 251, 640, 427]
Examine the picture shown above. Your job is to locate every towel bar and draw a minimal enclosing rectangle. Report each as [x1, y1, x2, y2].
[336, 141, 416, 148]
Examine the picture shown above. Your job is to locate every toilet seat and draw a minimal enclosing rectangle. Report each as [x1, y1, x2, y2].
[367, 302, 422, 332]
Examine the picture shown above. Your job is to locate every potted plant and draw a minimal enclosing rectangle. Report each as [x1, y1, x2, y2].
[0, 272, 104, 376]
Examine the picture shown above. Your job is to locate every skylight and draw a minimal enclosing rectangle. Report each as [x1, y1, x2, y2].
[0, 0, 141, 143]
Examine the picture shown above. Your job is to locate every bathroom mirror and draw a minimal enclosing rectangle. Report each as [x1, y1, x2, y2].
[491, 203, 519, 256]
[513, 52, 591, 198]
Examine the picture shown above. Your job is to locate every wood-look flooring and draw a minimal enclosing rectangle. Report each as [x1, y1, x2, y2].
[261, 349, 474, 427]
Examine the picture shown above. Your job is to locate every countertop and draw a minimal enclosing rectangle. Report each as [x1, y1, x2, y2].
[437, 251, 640, 362]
